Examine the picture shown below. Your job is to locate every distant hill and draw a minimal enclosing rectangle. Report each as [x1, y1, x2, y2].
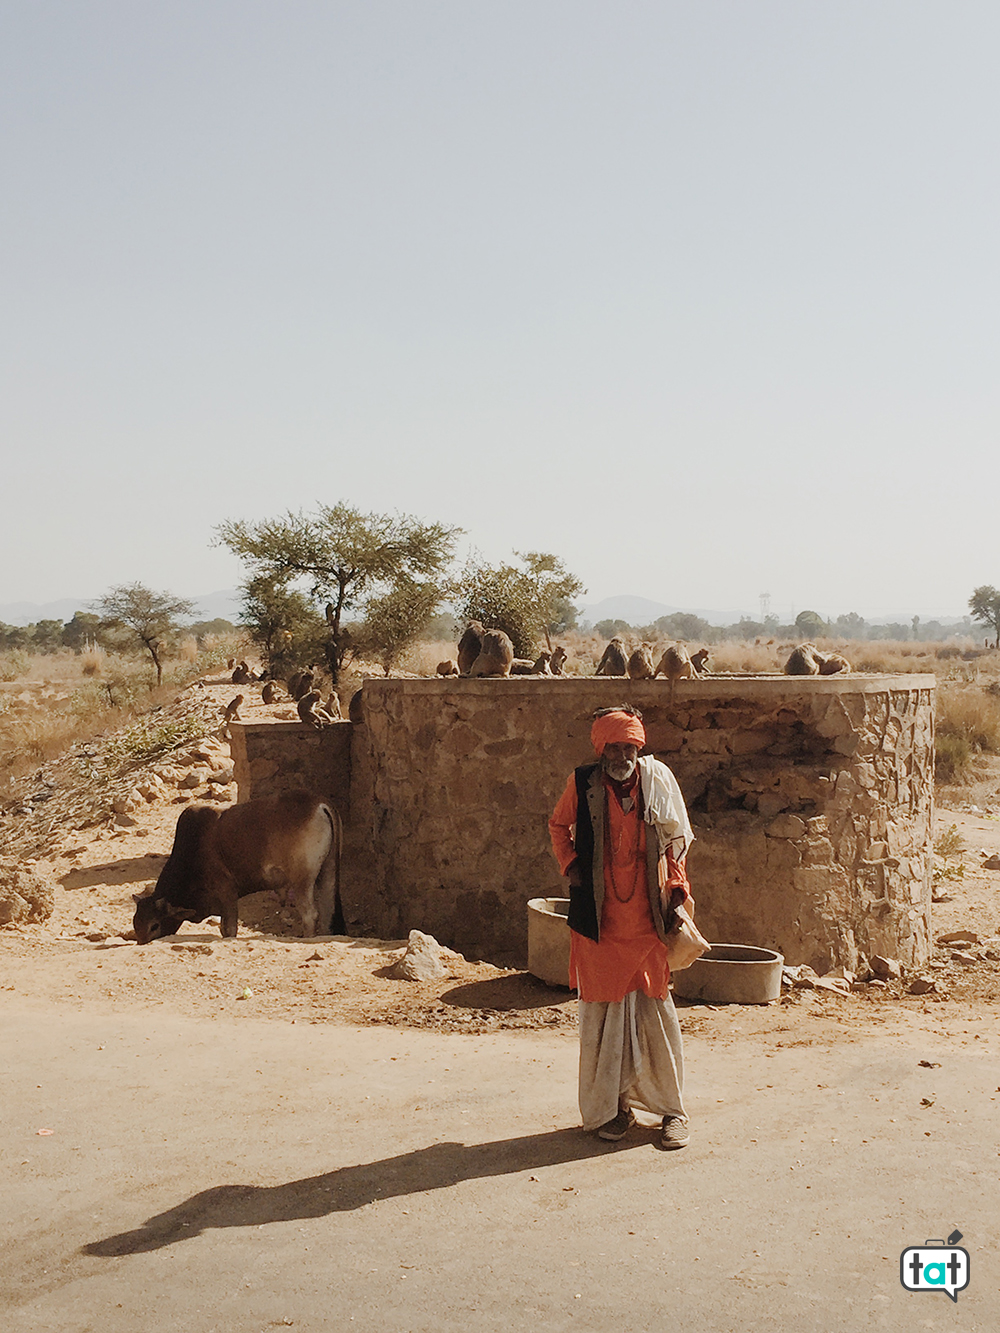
[0, 589, 242, 628]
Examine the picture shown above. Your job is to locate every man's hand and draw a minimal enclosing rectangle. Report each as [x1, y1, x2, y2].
[661, 885, 686, 933]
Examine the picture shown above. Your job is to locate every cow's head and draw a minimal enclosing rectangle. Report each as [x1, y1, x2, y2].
[132, 892, 193, 944]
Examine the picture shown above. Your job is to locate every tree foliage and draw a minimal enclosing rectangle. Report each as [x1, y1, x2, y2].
[794, 609, 827, 638]
[217, 503, 461, 680]
[969, 585, 1000, 648]
[354, 579, 443, 675]
[93, 583, 195, 684]
[455, 552, 584, 657]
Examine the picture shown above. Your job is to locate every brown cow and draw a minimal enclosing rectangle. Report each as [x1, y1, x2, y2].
[132, 793, 343, 942]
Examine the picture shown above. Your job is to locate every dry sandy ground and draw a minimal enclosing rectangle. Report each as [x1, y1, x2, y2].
[1, 673, 999, 1045]
[4, 679, 1000, 1330]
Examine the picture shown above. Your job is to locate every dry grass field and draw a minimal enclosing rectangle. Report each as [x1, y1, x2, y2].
[0, 633, 245, 802]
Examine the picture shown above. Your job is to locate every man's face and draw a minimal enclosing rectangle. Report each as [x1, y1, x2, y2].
[602, 741, 638, 782]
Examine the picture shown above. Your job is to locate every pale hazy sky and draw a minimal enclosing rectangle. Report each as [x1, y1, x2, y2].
[2, 1, 998, 620]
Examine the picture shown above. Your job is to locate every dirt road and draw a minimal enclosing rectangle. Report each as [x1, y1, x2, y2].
[3, 997, 998, 1333]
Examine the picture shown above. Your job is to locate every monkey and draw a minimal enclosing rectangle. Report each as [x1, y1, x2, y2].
[297, 690, 337, 730]
[531, 651, 552, 675]
[325, 691, 343, 719]
[549, 645, 567, 675]
[469, 629, 515, 677]
[784, 643, 821, 675]
[627, 644, 655, 680]
[457, 622, 485, 676]
[219, 695, 244, 737]
[595, 636, 628, 677]
[231, 661, 252, 684]
[815, 651, 851, 675]
[655, 644, 700, 701]
[287, 669, 315, 701]
[261, 680, 281, 704]
[436, 659, 460, 677]
[690, 647, 710, 675]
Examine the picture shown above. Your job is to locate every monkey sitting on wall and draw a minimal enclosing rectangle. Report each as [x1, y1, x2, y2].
[297, 690, 339, 730]
[469, 629, 515, 677]
[627, 644, 655, 680]
[595, 637, 628, 677]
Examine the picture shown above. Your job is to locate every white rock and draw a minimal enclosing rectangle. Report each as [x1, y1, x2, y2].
[870, 955, 902, 980]
[386, 929, 447, 981]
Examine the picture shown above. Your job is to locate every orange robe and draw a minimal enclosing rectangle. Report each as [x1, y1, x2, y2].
[549, 771, 689, 1003]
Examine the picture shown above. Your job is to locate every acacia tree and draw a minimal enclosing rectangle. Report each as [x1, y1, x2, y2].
[455, 552, 584, 657]
[93, 583, 195, 684]
[217, 504, 461, 681]
[969, 585, 1000, 648]
[355, 579, 443, 675]
[238, 575, 327, 676]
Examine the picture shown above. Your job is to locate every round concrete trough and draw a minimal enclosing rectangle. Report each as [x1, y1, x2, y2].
[671, 943, 784, 1005]
[527, 897, 571, 988]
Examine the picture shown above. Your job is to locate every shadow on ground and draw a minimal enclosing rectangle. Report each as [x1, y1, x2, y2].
[60, 855, 167, 890]
[83, 1128, 657, 1257]
[440, 973, 573, 1012]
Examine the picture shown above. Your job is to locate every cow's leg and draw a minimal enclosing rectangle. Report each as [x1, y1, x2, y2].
[211, 866, 240, 938]
[220, 902, 239, 938]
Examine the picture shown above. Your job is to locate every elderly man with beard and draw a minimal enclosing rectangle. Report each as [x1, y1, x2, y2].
[548, 705, 694, 1149]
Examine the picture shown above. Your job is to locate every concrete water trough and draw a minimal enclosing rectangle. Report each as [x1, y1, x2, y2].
[671, 943, 784, 1005]
[527, 897, 571, 988]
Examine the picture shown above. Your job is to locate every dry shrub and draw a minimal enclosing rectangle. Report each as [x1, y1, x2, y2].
[80, 644, 104, 676]
[178, 634, 200, 663]
[707, 641, 782, 674]
[935, 684, 1000, 783]
[0, 644, 231, 800]
[399, 640, 459, 676]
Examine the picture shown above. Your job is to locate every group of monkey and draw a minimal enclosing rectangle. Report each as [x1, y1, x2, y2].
[435, 623, 569, 679]
[222, 660, 344, 733]
[218, 630, 852, 734]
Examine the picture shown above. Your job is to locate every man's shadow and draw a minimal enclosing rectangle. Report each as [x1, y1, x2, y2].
[83, 1127, 654, 1258]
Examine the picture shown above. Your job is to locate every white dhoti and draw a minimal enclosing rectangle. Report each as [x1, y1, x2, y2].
[578, 991, 686, 1131]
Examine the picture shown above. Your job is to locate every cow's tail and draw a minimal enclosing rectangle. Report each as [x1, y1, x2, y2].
[317, 803, 345, 935]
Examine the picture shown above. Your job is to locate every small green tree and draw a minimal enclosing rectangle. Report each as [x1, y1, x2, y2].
[217, 504, 461, 682]
[969, 585, 1000, 648]
[356, 579, 443, 674]
[595, 618, 632, 640]
[62, 612, 103, 650]
[93, 583, 195, 684]
[238, 575, 327, 676]
[455, 552, 584, 657]
[31, 619, 65, 653]
[795, 609, 827, 638]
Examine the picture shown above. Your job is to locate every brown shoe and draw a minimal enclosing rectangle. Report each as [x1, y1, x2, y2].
[660, 1116, 690, 1150]
[597, 1108, 636, 1141]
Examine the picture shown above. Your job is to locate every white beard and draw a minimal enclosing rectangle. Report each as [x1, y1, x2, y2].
[604, 758, 637, 782]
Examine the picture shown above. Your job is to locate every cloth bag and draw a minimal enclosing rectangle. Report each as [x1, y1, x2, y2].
[665, 904, 710, 972]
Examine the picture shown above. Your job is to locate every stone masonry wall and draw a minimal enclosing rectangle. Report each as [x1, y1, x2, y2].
[235, 675, 934, 972]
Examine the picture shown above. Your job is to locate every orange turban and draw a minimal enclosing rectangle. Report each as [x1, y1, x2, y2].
[590, 710, 645, 754]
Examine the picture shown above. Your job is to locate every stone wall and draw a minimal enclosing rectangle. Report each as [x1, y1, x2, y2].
[234, 674, 935, 973]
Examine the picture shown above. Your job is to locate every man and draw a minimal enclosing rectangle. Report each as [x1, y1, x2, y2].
[548, 705, 694, 1149]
